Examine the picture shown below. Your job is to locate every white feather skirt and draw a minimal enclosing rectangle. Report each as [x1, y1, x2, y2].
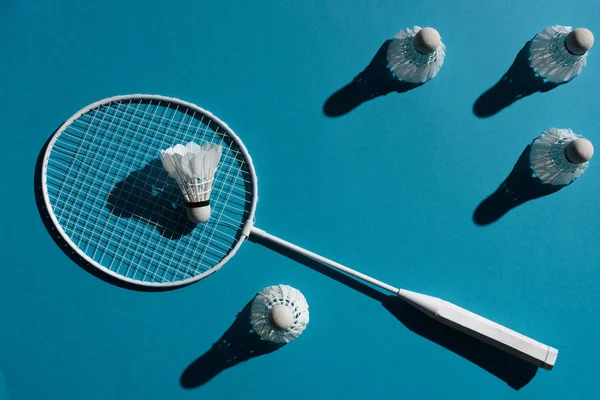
[250, 284, 309, 344]
[530, 128, 589, 186]
[387, 26, 446, 83]
[530, 25, 588, 83]
[160, 141, 222, 203]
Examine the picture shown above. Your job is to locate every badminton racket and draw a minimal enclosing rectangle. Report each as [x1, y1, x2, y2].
[41, 94, 557, 370]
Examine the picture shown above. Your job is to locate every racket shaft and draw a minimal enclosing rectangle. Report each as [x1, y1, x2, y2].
[249, 227, 400, 294]
[250, 227, 557, 370]
[398, 289, 558, 370]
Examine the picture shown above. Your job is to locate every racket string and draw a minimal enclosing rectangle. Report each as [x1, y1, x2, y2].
[45, 97, 256, 283]
[63, 116, 255, 197]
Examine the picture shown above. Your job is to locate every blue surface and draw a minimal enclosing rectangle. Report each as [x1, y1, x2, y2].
[2, 0, 600, 399]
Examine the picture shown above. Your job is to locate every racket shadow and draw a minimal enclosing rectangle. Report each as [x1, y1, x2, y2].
[250, 235, 539, 390]
[323, 40, 423, 118]
[180, 300, 284, 389]
[473, 145, 563, 226]
[381, 296, 538, 390]
[473, 40, 565, 118]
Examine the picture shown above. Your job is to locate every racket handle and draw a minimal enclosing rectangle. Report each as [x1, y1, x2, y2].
[398, 289, 558, 370]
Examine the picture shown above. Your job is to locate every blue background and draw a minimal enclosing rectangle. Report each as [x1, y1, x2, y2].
[2, 0, 600, 398]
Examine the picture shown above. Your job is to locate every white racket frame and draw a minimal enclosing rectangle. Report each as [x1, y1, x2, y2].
[42, 94, 259, 289]
[42, 94, 558, 371]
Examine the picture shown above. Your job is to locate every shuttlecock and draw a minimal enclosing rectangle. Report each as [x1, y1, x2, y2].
[530, 128, 594, 186]
[387, 26, 446, 83]
[160, 141, 222, 223]
[250, 284, 309, 344]
[530, 26, 594, 83]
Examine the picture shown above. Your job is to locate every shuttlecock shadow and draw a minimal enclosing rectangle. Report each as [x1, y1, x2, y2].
[473, 145, 563, 226]
[473, 41, 565, 118]
[180, 300, 284, 389]
[106, 158, 196, 240]
[323, 40, 423, 117]
[250, 234, 539, 390]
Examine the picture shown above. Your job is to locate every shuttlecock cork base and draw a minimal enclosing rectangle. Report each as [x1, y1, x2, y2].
[186, 201, 211, 224]
[413, 27, 441, 55]
[268, 304, 294, 330]
[565, 28, 594, 55]
[565, 138, 594, 164]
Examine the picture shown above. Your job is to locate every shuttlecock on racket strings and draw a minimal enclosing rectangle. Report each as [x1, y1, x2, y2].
[530, 26, 594, 83]
[160, 141, 223, 223]
[251, 284, 309, 344]
[530, 128, 594, 186]
[387, 26, 446, 83]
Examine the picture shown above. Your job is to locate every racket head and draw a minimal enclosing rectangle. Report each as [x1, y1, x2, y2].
[41, 94, 258, 289]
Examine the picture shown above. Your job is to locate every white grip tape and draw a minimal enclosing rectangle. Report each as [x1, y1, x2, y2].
[435, 300, 558, 370]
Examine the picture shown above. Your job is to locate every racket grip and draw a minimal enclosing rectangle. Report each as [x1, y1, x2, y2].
[398, 289, 558, 370]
